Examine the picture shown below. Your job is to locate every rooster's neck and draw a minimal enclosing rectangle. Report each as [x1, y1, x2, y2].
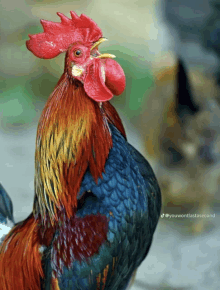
[34, 73, 116, 223]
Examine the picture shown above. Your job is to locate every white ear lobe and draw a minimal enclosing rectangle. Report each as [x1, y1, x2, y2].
[72, 64, 84, 77]
[0, 219, 14, 243]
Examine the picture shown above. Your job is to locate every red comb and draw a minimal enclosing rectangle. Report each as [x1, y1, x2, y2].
[26, 11, 103, 59]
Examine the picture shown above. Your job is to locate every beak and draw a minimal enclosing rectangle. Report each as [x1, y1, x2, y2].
[97, 53, 116, 59]
[91, 37, 116, 59]
[91, 37, 108, 50]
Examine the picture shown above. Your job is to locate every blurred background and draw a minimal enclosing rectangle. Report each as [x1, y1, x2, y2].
[1, 0, 220, 289]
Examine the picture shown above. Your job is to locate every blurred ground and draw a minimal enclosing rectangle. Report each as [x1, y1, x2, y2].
[1, 0, 220, 289]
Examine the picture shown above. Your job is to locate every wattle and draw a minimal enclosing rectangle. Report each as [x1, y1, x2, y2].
[84, 58, 125, 102]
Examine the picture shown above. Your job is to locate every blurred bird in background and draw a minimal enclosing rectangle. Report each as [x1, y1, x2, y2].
[0, 11, 161, 290]
[144, 58, 220, 233]
[142, 0, 220, 233]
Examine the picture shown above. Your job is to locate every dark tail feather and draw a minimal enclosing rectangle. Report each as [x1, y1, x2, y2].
[176, 58, 200, 122]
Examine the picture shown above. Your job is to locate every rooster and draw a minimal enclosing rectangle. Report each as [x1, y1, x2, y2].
[0, 11, 161, 289]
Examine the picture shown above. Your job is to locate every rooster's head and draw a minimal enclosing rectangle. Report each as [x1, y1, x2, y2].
[26, 11, 125, 102]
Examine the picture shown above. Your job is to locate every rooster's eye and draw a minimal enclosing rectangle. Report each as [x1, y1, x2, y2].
[74, 50, 82, 57]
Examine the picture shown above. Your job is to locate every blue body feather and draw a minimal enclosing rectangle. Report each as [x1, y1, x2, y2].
[0, 125, 161, 289]
[43, 124, 161, 289]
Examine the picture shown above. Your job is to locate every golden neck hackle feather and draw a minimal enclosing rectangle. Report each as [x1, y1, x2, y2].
[34, 73, 113, 225]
